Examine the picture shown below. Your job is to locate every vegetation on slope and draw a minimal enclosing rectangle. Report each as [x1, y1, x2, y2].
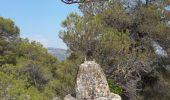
[59, 0, 170, 99]
[0, 0, 170, 100]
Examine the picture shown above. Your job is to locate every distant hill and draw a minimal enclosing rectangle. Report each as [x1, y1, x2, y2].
[47, 47, 70, 60]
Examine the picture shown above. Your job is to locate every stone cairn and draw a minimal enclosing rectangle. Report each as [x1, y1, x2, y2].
[64, 61, 121, 100]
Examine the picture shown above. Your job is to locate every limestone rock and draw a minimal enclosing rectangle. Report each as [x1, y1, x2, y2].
[52, 97, 62, 100]
[109, 93, 122, 100]
[64, 94, 77, 100]
[95, 97, 108, 100]
[76, 61, 110, 100]
[64, 93, 121, 100]
[64, 61, 122, 100]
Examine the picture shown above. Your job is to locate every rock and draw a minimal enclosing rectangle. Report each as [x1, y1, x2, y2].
[109, 93, 122, 100]
[64, 61, 122, 100]
[95, 97, 108, 100]
[52, 97, 62, 100]
[94, 93, 121, 100]
[64, 93, 122, 100]
[64, 94, 77, 100]
[76, 61, 110, 99]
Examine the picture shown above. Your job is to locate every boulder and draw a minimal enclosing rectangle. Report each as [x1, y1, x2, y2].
[64, 94, 77, 100]
[64, 61, 121, 100]
[76, 61, 110, 99]
[52, 97, 62, 100]
[109, 93, 122, 100]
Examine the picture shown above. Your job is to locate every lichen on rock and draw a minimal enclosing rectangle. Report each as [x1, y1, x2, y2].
[64, 61, 121, 100]
[76, 61, 110, 99]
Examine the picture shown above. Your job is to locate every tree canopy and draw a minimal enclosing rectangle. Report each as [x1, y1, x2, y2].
[0, 0, 170, 100]
[59, 0, 170, 99]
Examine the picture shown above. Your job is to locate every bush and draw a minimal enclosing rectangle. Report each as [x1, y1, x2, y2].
[107, 78, 123, 94]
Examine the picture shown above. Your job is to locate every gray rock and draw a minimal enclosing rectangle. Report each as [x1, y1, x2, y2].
[95, 93, 121, 100]
[64, 61, 122, 100]
[64, 94, 77, 100]
[109, 93, 121, 100]
[52, 97, 62, 100]
[95, 97, 108, 100]
[76, 61, 110, 99]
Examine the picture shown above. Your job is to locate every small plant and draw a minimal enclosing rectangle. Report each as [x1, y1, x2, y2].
[107, 78, 123, 94]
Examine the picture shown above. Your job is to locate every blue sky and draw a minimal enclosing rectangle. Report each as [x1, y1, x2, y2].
[0, 0, 79, 49]
[0, 1, 169, 49]
[165, 6, 170, 10]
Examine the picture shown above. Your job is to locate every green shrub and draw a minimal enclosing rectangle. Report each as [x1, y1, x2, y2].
[107, 78, 123, 94]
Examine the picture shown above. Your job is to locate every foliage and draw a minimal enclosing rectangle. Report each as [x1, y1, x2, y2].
[0, 0, 170, 100]
[59, 0, 170, 100]
[0, 17, 61, 99]
[0, 17, 19, 41]
[107, 78, 123, 94]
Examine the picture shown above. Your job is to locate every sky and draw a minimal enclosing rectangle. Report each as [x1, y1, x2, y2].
[0, 0, 169, 49]
[0, 0, 80, 49]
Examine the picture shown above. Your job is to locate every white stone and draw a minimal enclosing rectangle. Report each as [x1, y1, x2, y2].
[95, 97, 108, 100]
[109, 93, 122, 100]
[64, 94, 77, 100]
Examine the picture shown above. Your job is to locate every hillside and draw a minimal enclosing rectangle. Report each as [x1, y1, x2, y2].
[47, 47, 70, 60]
